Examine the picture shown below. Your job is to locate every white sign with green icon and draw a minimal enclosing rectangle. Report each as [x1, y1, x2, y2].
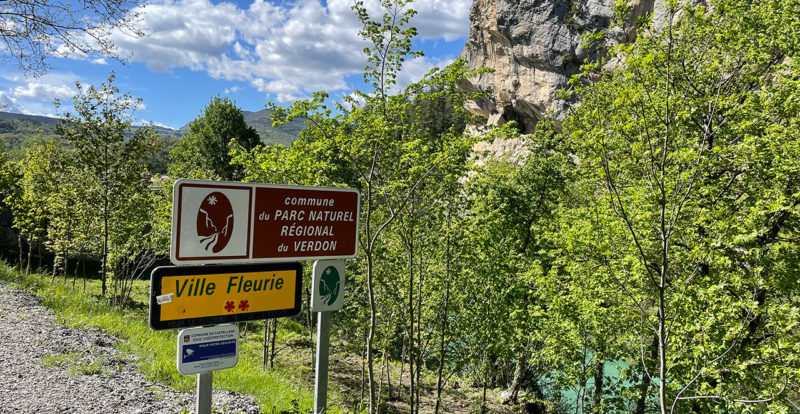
[311, 260, 345, 312]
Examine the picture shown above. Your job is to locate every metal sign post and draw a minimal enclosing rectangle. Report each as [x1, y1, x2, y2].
[197, 371, 213, 414]
[314, 312, 331, 414]
[176, 324, 239, 414]
[311, 260, 346, 413]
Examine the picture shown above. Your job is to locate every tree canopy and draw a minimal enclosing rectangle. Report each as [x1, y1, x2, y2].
[169, 96, 261, 181]
[56, 73, 158, 296]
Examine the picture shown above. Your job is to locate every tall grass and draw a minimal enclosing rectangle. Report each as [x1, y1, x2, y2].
[0, 262, 348, 413]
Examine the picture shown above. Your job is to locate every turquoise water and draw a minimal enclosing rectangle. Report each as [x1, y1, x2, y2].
[542, 357, 634, 413]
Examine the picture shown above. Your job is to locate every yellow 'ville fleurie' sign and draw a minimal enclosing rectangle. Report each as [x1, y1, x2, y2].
[149, 263, 302, 330]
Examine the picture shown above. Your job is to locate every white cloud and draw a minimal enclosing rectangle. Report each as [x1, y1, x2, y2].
[109, 0, 240, 73]
[413, 0, 471, 41]
[103, 0, 468, 100]
[0, 91, 24, 112]
[13, 81, 75, 100]
[136, 119, 176, 129]
[340, 91, 367, 111]
[396, 55, 455, 91]
[9, 99, 59, 118]
[131, 99, 146, 111]
[0, 74, 23, 82]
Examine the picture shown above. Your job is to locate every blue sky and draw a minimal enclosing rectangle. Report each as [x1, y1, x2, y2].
[0, 0, 471, 129]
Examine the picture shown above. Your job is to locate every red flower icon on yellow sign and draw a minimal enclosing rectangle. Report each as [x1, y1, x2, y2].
[224, 301, 235, 312]
[239, 300, 250, 311]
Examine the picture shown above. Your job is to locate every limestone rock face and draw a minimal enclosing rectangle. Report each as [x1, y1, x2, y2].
[460, 0, 678, 133]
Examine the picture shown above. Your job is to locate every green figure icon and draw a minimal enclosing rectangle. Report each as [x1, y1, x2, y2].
[319, 266, 340, 306]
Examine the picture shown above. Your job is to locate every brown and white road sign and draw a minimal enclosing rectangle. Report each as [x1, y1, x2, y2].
[170, 179, 360, 265]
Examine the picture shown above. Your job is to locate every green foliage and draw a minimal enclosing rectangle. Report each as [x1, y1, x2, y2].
[231, 2, 492, 412]
[0, 117, 60, 160]
[169, 96, 260, 181]
[148, 136, 180, 174]
[561, 0, 800, 411]
[56, 72, 160, 296]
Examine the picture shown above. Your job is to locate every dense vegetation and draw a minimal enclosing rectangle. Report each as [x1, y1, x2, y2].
[0, 0, 798, 413]
[0, 108, 303, 171]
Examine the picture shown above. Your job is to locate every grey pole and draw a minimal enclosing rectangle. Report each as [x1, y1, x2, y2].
[314, 311, 331, 414]
[197, 371, 213, 414]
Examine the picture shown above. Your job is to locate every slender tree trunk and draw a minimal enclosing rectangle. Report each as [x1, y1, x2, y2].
[399, 335, 406, 401]
[73, 256, 80, 287]
[635, 336, 659, 414]
[386, 346, 392, 401]
[82, 258, 87, 292]
[37, 239, 42, 271]
[658, 277, 667, 414]
[504, 347, 528, 405]
[360, 339, 367, 407]
[102, 193, 108, 296]
[366, 252, 377, 414]
[63, 224, 71, 282]
[270, 319, 277, 368]
[408, 242, 415, 413]
[51, 253, 58, 281]
[433, 313, 450, 413]
[415, 259, 423, 414]
[592, 352, 605, 409]
[18, 234, 23, 267]
[434, 226, 452, 414]
[657, 15, 674, 414]
[481, 362, 488, 414]
[268, 319, 272, 369]
[63, 256, 69, 283]
[378, 350, 386, 411]
[26, 237, 32, 273]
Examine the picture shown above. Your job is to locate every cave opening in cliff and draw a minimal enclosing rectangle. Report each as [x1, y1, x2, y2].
[502, 106, 530, 135]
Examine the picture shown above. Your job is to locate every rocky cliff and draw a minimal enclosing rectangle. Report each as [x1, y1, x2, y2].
[460, 0, 682, 134]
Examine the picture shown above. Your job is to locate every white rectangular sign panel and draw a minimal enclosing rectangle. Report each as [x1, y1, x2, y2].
[177, 324, 239, 375]
[311, 260, 346, 312]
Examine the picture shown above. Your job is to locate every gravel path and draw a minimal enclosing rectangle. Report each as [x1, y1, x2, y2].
[0, 283, 263, 413]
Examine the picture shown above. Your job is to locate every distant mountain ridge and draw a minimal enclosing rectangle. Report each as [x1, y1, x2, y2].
[179, 108, 305, 147]
[0, 111, 184, 139]
[0, 112, 59, 127]
[0, 109, 304, 146]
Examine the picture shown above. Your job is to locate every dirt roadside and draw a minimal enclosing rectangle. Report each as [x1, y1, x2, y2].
[0, 282, 262, 414]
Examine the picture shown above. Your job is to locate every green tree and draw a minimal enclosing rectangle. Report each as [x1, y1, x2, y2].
[169, 96, 261, 181]
[108, 179, 166, 306]
[456, 120, 577, 410]
[564, 0, 800, 411]
[232, 3, 488, 411]
[40, 144, 93, 279]
[13, 140, 67, 272]
[56, 72, 158, 296]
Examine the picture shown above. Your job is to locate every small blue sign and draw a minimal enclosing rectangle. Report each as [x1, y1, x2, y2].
[182, 339, 236, 363]
[177, 324, 239, 375]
